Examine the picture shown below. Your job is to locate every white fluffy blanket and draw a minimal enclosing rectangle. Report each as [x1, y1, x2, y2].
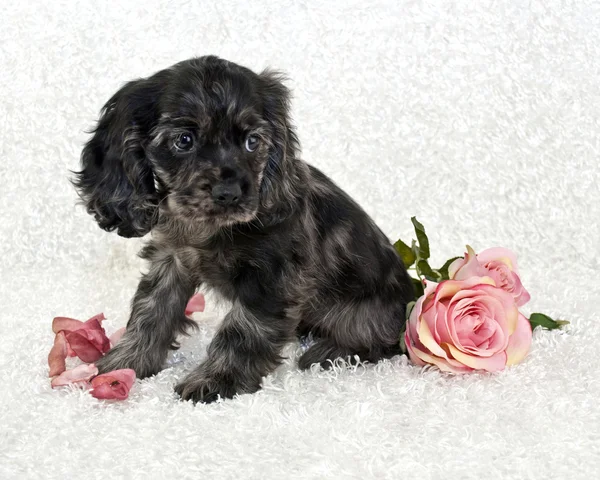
[1, 1, 598, 478]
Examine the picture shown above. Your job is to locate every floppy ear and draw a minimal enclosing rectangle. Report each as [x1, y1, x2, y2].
[259, 70, 299, 165]
[258, 70, 300, 192]
[73, 76, 164, 238]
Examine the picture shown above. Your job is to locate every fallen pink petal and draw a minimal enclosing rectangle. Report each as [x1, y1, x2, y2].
[52, 316, 84, 334]
[77, 318, 111, 353]
[51, 313, 106, 334]
[48, 331, 68, 377]
[109, 327, 126, 347]
[185, 293, 206, 316]
[65, 330, 104, 363]
[51, 363, 99, 389]
[90, 369, 136, 400]
[66, 343, 76, 358]
[49, 313, 111, 370]
[85, 313, 106, 324]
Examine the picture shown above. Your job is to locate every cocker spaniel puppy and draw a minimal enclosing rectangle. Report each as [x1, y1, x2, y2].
[74, 56, 414, 403]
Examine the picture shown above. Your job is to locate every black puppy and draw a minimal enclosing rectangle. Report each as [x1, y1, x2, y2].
[74, 56, 414, 403]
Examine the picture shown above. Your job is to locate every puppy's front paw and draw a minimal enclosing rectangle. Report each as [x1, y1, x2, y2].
[96, 345, 162, 379]
[175, 371, 257, 404]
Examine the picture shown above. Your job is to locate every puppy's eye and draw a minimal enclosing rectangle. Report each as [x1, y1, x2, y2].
[174, 133, 194, 151]
[245, 135, 259, 153]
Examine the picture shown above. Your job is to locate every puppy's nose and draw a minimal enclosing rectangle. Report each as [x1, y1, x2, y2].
[212, 183, 242, 207]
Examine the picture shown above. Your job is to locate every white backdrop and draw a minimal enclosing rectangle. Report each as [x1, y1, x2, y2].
[1, 1, 598, 478]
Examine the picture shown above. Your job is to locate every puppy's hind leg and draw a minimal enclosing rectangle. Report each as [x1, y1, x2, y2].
[298, 338, 364, 370]
[297, 297, 405, 370]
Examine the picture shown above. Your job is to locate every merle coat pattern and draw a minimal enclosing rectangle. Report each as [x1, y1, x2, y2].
[74, 56, 414, 403]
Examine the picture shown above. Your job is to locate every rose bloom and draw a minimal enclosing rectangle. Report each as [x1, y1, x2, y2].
[404, 277, 532, 373]
[90, 369, 137, 400]
[448, 246, 531, 307]
[48, 314, 111, 377]
[51, 365, 136, 400]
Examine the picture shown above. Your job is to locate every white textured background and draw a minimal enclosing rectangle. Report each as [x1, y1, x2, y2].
[1, 1, 599, 478]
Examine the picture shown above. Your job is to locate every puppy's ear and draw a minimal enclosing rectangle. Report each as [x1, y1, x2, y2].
[259, 70, 299, 166]
[73, 76, 164, 238]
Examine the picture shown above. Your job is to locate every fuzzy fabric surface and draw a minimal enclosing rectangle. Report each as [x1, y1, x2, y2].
[1, 1, 599, 478]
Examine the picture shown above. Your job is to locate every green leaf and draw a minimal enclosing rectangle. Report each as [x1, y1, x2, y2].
[393, 238, 416, 268]
[411, 216, 430, 260]
[411, 239, 419, 257]
[417, 259, 439, 282]
[529, 313, 570, 330]
[399, 328, 407, 354]
[438, 256, 462, 281]
[411, 277, 424, 298]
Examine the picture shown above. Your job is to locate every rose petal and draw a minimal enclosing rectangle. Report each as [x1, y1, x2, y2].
[445, 343, 507, 372]
[79, 319, 111, 353]
[477, 247, 519, 273]
[406, 298, 424, 354]
[473, 284, 519, 334]
[65, 331, 104, 362]
[417, 312, 449, 358]
[477, 319, 506, 354]
[406, 286, 463, 373]
[442, 290, 484, 349]
[434, 279, 496, 349]
[52, 317, 84, 334]
[48, 332, 68, 377]
[185, 293, 206, 316]
[53, 313, 110, 358]
[408, 280, 438, 326]
[409, 341, 473, 374]
[91, 382, 128, 400]
[51, 363, 99, 389]
[509, 272, 531, 307]
[91, 369, 136, 400]
[505, 313, 533, 366]
[421, 279, 439, 298]
[415, 315, 474, 369]
[434, 277, 496, 304]
[109, 327, 126, 348]
[446, 290, 511, 355]
[450, 246, 487, 281]
[52, 313, 105, 334]
[447, 257, 466, 281]
[516, 288, 531, 307]
[404, 331, 427, 366]
[85, 313, 106, 324]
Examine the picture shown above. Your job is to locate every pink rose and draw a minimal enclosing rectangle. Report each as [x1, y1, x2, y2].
[49, 293, 203, 400]
[404, 277, 532, 373]
[48, 313, 111, 376]
[90, 369, 136, 400]
[51, 366, 136, 400]
[448, 246, 531, 307]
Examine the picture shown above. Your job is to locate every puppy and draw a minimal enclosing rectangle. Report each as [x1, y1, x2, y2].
[74, 56, 414, 403]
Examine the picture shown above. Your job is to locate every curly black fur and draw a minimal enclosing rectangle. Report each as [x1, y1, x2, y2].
[73, 56, 414, 403]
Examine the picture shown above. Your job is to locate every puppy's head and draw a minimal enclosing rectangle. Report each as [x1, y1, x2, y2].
[74, 56, 297, 237]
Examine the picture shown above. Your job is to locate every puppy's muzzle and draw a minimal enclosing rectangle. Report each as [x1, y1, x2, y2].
[212, 183, 242, 207]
